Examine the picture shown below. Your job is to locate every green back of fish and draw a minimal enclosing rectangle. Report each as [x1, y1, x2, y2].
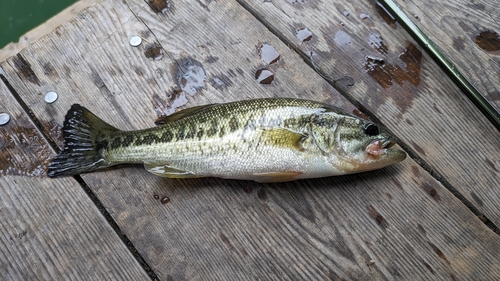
[101, 98, 353, 163]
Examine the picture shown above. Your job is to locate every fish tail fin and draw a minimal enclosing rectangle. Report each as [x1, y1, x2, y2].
[48, 104, 119, 178]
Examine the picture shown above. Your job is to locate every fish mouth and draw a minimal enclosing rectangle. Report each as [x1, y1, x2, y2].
[381, 138, 396, 149]
[365, 138, 402, 158]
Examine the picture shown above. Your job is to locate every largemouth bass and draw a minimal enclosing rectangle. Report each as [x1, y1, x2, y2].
[48, 98, 406, 182]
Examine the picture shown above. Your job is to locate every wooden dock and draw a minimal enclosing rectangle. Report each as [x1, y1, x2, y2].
[1, 0, 500, 280]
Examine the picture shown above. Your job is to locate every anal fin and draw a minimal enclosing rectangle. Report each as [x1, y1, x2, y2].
[144, 161, 200, 178]
[252, 171, 303, 183]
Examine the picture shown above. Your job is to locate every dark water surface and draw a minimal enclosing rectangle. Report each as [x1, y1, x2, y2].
[0, 0, 77, 49]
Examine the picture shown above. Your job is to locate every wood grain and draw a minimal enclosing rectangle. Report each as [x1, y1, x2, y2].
[239, 0, 500, 226]
[1, 0, 500, 280]
[0, 79, 150, 280]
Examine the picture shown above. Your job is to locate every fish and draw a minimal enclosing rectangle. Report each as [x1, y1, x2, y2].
[47, 98, 406, 182]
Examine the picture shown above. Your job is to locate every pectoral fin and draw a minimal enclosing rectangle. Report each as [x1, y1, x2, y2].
[252, 171, 303, 183]
[259, 128, 308, 151]
[144, 161, 199, 178]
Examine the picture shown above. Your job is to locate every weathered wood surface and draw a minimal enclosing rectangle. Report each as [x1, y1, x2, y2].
[239, 0, 500, 226]
[393, 0, 500, 110]
[1, 0, 500, 280]
[0, 77, 150, 280]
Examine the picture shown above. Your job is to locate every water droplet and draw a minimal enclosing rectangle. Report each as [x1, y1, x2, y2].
[360, 13, 371, 20]
[295, 28, 313, 42]
[176, 59, 207, 96]
[44, 91, 58, 103]
[129, 36, 142, 47]
[333, 30, 351, 45]
[212, 77, 225, 88]
[0, 113, 10, 126]
[259, 43, 280, 64]
[161, 196, 170, 204]
[255, 69, 274, 84]
[343, 10, 350, 17]
[153, 194, 159, 200]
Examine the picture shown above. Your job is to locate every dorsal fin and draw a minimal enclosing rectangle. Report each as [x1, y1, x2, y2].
[154, 104, 218, 125]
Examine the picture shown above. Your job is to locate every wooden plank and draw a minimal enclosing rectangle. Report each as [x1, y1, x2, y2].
[238, 0, 500, 226]
[392, 0, 500, 110]
[2, 0, 500, 279]
[0, 76, 149, 280]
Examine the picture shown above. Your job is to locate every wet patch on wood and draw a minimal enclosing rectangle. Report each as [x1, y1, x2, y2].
[485, 158, 499, 172]
[368, 31, 388, 54]
[422, 260, 436, 275]
[41, 121, 64, 149]
[219, 232, 236, 252]
[144, 45, 164, 61]
[417, 224, 427, 235]
[367, 205, 388, 229]
[375, 1, 396, 27]
[362, 40, 423, 113]
[410, 140, 426, 156]
[173, 58, 207, 96]
[364, 42, 422, 89]
[392, 178, 403, 190]
[427, 242, 451, 265]
[470, 192, 484, 207]
[0, 125, 53, 177]
[148, 0, 173, 14]
[452, 37, 465, 52]
[151, 89, 188, 122]
[475, 31, 500, 52]
[421, 182, 441, 201]
[257, 187, 267, 200]
[352, 109, 370, 120]
[12, 54, 41, 86]
[209, 73, 233, 90]
[42, 62, 60, 79]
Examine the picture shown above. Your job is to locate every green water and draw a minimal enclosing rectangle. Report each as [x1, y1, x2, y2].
[0, 0, 78, 49]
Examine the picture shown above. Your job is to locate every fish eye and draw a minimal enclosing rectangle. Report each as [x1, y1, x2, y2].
[363, 123, 379, 136]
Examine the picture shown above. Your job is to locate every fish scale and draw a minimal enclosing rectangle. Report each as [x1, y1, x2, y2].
[47, 98, 406, 182]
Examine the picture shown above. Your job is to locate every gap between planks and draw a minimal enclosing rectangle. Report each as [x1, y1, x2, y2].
[0, 70, 160, 281]
[235, 0, 500, 235]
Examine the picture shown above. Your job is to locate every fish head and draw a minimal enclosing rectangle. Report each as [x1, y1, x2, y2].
[314, 114, 407, 173]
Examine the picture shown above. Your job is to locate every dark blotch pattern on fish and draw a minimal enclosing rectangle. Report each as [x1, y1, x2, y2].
[122, 135, 135, 147]
[111, 137, 122, 149]
[161, 131, 174, 143]
[228, 116, 240, 132]
[95, 140, 109, 153]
